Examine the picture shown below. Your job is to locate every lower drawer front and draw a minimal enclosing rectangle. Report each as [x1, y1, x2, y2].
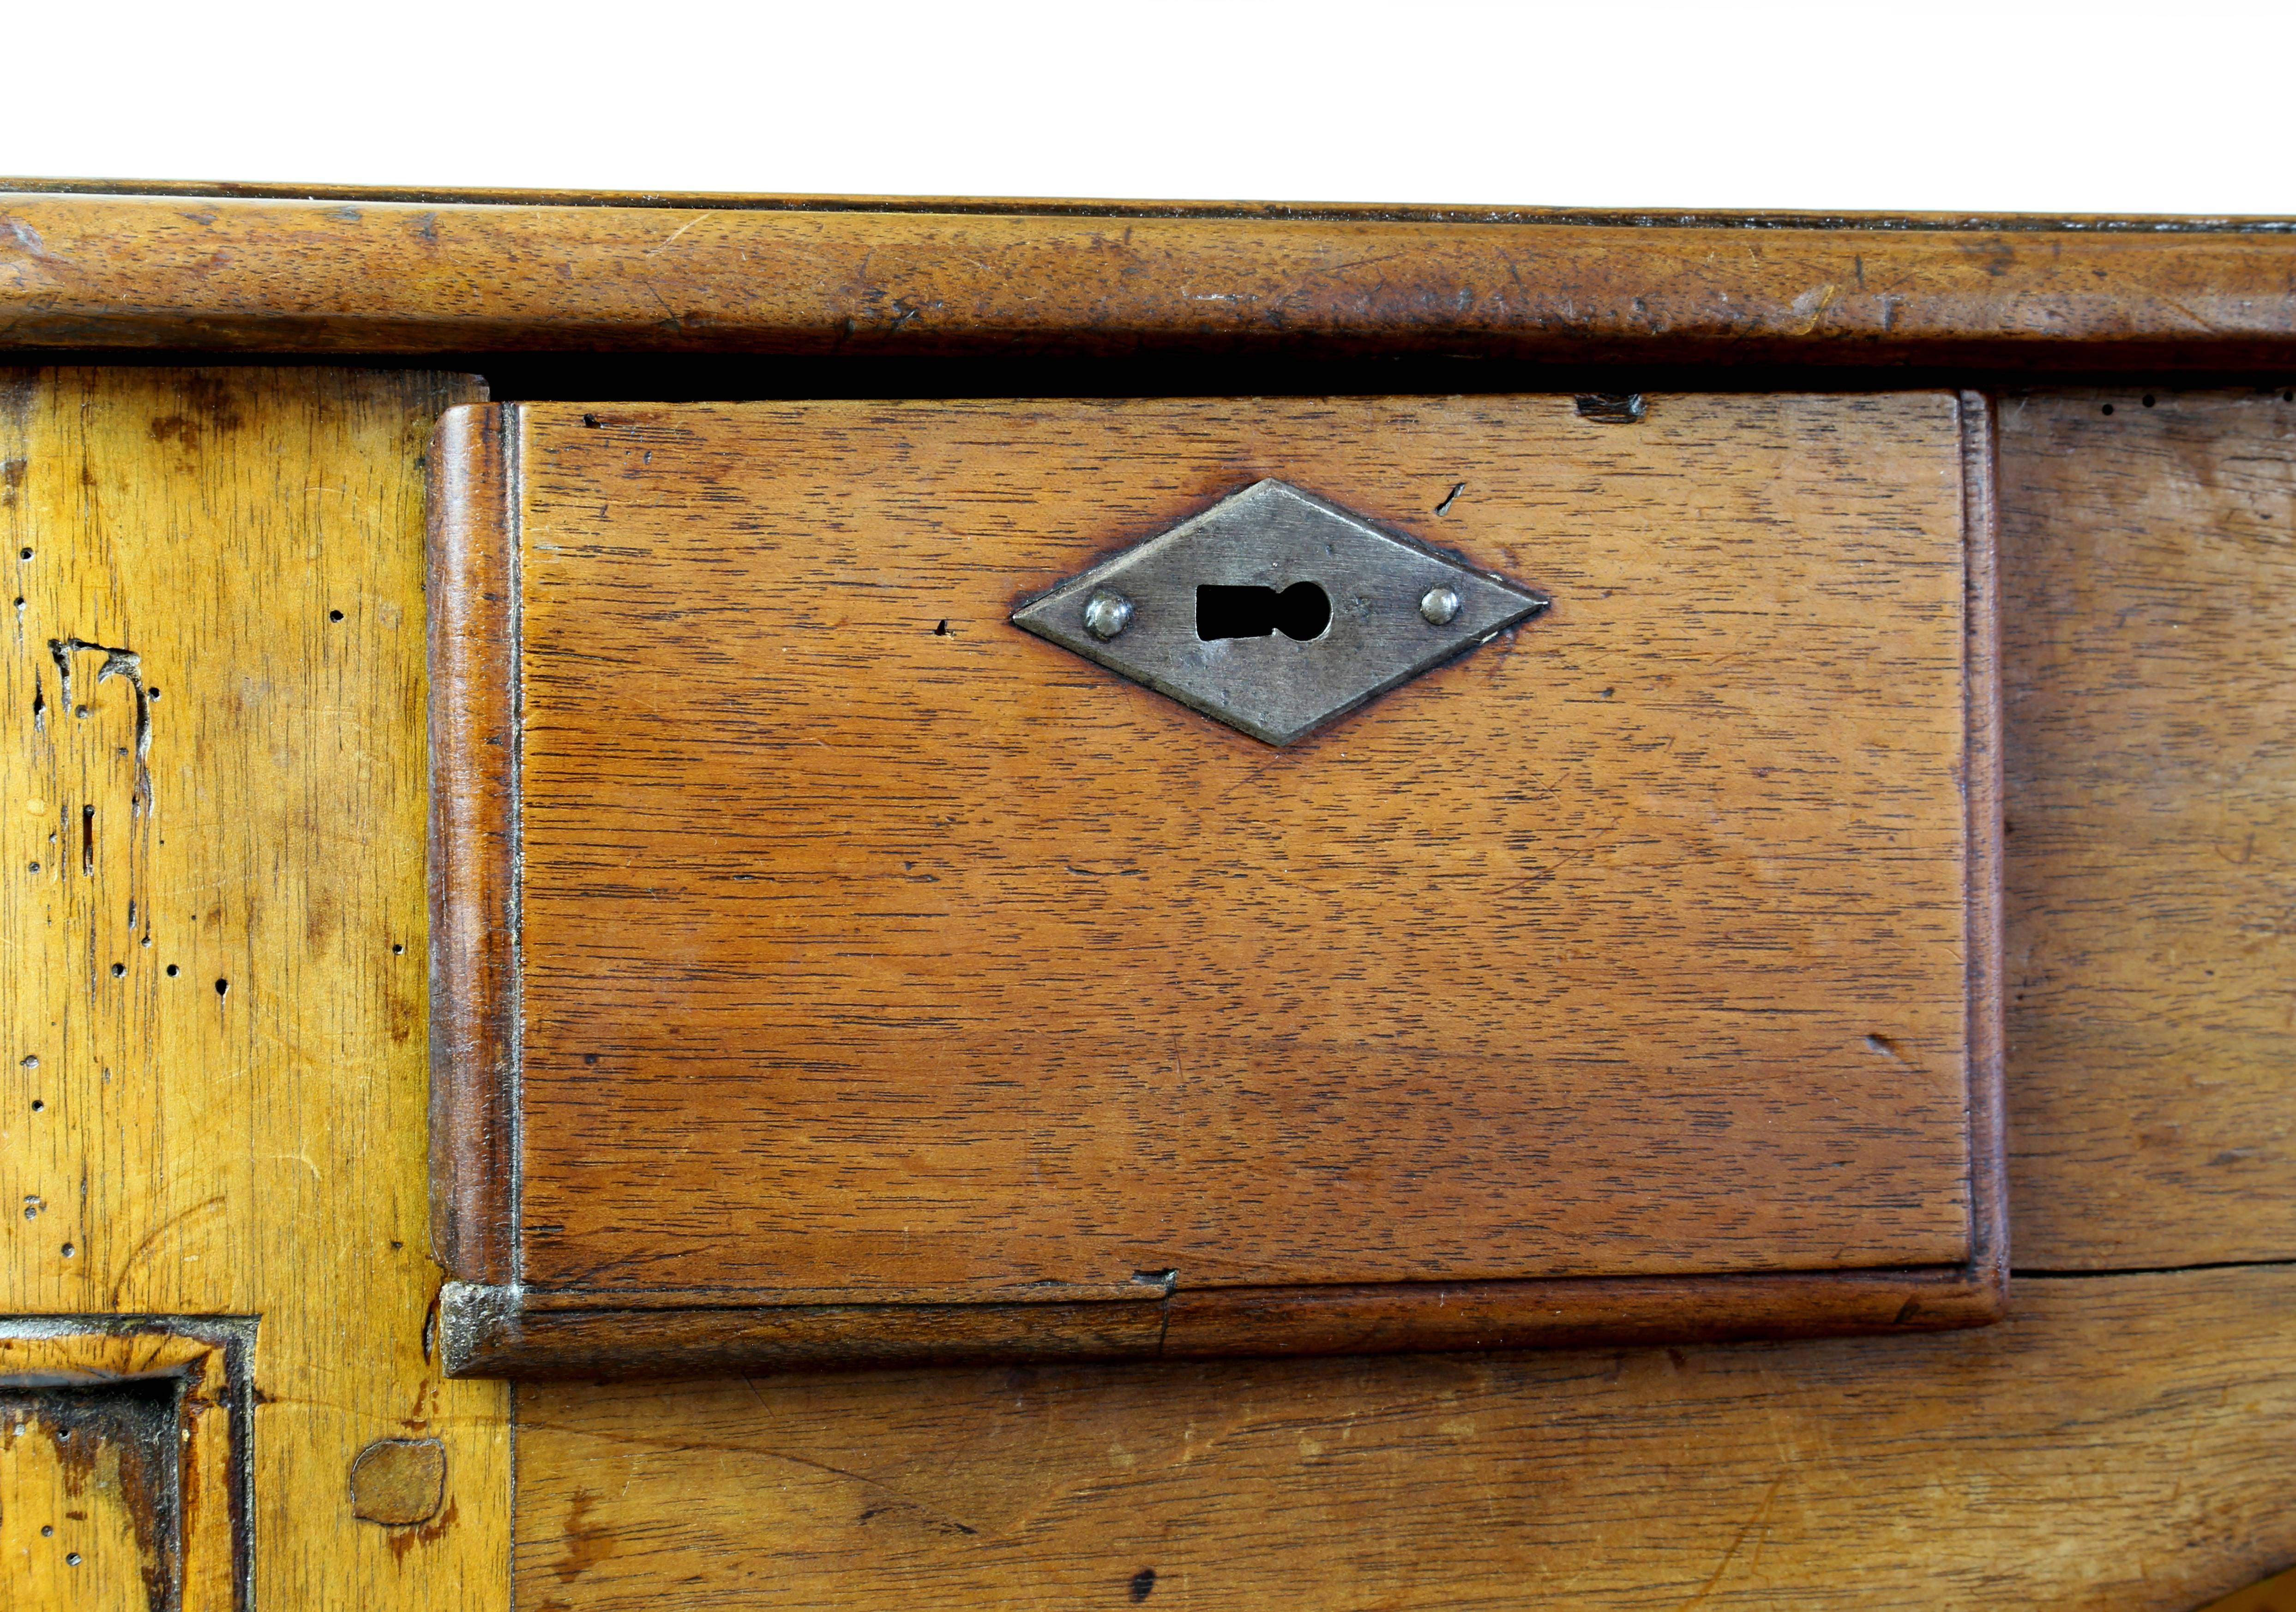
[427, 390, 2001, 1376]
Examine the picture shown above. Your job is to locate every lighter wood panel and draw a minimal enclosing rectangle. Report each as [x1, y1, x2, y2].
[510, 393, 1979, 1298]
[0, 368, 507, 1606]
[1999, 387, 2296, 1265]
[514, 1269, 2296, 1611]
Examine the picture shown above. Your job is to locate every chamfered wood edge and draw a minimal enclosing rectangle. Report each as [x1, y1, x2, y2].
[7, 192, 2296, 365]
[427, 400, 522, 1286]
[439, 1266, 2003, 1379]
[1960, 390, 2010, 1312]
[7, 176, 2295, 232]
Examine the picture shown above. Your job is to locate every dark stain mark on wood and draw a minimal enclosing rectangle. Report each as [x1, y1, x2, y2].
[554, 1488, 617, 1582]
[47, 637, 151, 811]
[387, 1495, 459, 1562]
[1574, 393, 1646, 424]
[1, 1377, 182, 1609]
[1130, 1565, 1158, 1601]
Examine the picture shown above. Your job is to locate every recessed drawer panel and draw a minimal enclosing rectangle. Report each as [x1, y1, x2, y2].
[427, 392, 2002, 1377]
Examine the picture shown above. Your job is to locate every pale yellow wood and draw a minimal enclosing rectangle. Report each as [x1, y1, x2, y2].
[2, 1395, 151, 1610]
[0, 367, 506, 1607]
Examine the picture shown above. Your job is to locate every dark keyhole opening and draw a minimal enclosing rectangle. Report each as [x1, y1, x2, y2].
[1196, 582, 1331, 642]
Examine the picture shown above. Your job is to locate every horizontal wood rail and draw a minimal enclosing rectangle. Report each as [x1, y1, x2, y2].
[5, 188, 2296, 364]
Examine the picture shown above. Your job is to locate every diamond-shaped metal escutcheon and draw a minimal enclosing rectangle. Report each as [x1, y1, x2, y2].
[1010, 479, 1550, 746]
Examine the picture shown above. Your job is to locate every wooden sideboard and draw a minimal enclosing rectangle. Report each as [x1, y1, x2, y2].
[1, 182, 2292, 1610]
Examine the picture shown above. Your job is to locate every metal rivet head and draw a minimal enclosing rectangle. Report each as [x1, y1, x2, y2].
[1418, 586, 1461, 626]
[1082, 589, 1134, 640]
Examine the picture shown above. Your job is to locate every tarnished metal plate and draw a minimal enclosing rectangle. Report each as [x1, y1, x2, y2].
[1010, 479, 1549, 745]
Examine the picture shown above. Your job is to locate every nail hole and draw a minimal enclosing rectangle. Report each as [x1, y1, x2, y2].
[30, 1099, 44, 1112]
[583, 1053, 600, 1065]
[147, 686, 161, 701]
[932, 620, 949, 635]
[214, 979, 228, 997]
[166, 965, 179, 977]
[392, 943, 405, 954]
[40, 1525, 53, 1537]
[109, 963, 124, 978]
[2142, 394, 2156, 407]
[60, 1243, 74, 1258]
[329, 609, 344, 622]
[2101, 403, 2115, 415]
[66, 1552, 81, 1565]
[1196, 582, 1330, 642]
[17, 548, 30, 560]
[26, 863, 38, 874]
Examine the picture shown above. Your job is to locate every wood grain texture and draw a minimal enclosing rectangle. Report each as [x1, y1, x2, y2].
[1998, 388, 2296, 1267]
[512, 1268, 2296, 1612]
[0, 368, 508, 1607]
[429, 391, 2002, 1370]
[6, 192, 2296, 365]
[492, 384, 2292, 1598]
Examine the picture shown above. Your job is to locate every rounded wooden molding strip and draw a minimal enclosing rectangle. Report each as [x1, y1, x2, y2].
[4, 187, 2296, 363]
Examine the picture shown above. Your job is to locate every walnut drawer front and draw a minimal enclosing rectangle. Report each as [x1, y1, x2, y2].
[426, 391, 2003, 1377]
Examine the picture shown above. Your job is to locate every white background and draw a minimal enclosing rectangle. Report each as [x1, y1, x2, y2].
[8, 0, 2293, 215]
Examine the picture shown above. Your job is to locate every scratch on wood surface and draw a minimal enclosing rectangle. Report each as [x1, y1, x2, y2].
[1675, 1470, 1786, 1609]
[105, 1195, 226, 1307]
[645, 211, 717, 258]
[1789, 282, 1839, 334]
[736, 1380, 980, 1536]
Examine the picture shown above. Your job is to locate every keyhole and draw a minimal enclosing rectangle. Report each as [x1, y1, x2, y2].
[1195, 583, 1331, 642]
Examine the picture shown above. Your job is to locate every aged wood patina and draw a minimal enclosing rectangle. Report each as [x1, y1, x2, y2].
[1, 183, 2291, 1608]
